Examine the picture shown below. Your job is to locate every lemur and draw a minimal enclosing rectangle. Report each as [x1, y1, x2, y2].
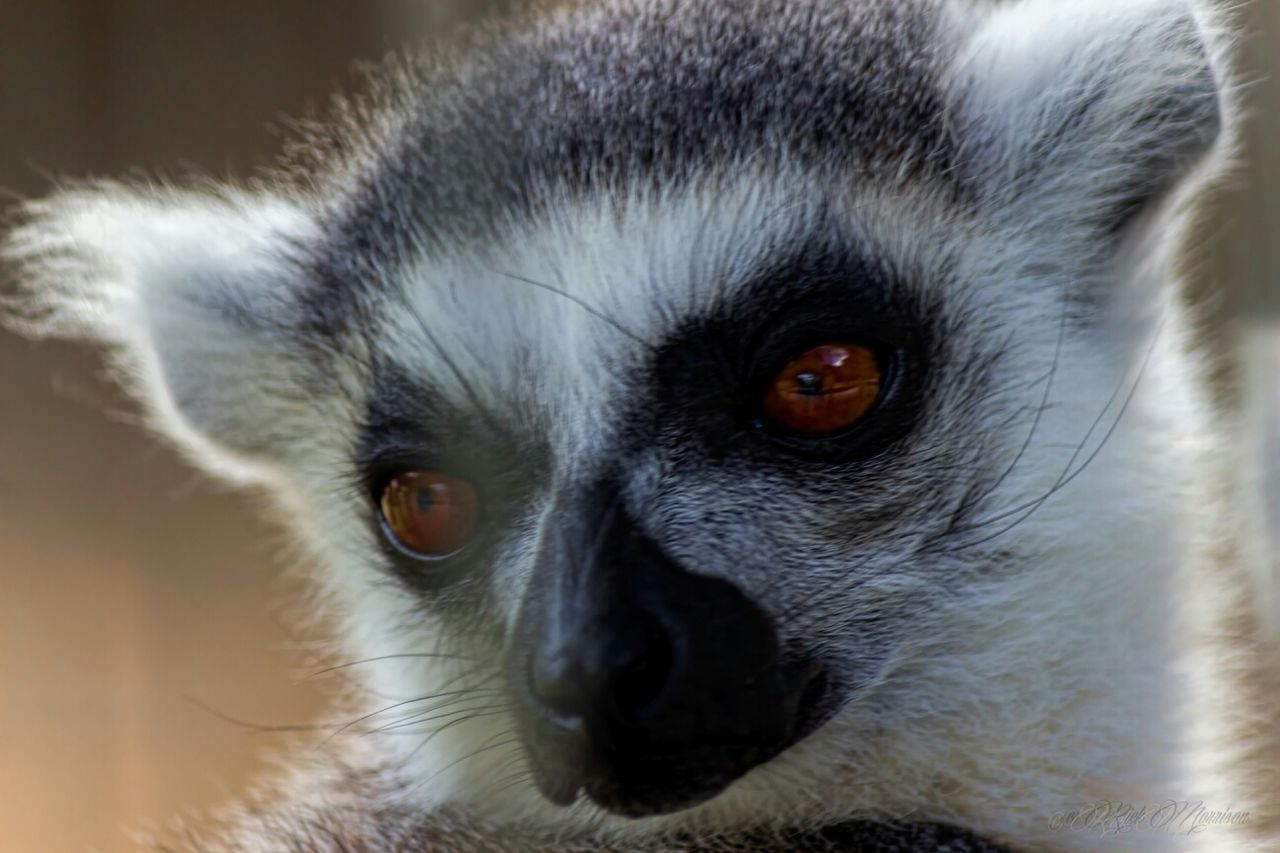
[4, 0, 1275, 849]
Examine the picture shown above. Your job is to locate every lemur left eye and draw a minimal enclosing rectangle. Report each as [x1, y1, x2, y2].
[762, 342, 882, 436]
[378, 471, 478, 558]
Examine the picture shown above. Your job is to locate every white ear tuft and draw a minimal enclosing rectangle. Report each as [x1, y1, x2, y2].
[3, 184, 332, 481]
[950, 0, 1230, 236]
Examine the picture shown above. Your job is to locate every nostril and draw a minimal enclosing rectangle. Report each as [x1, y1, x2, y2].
[610, 613, 674, 718]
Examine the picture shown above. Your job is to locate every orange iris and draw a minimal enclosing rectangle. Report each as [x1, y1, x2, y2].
[379, 471, 478, 557]
[762, 342, 882, 436]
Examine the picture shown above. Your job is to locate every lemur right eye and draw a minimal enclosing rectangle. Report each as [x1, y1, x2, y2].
[762, 341, 883, 436]
[378, 471, 479, 558]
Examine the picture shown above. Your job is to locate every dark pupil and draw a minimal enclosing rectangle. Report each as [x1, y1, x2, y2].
[416, 488, 437, 512]
[794, 373, 824, 396]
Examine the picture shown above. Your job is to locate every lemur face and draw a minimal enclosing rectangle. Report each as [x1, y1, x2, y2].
[4, 0, 1226, 829]
[357, 186, 957, 816]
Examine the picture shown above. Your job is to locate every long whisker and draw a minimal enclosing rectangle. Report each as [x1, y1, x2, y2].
[494, 269, 648, 347]
[369, 703, 513, 736]
[182, 695, 333, 734]
[327, 682, 497, 742]
[954, 316, 1166, 547]
[400, 733, 523, 801]
[403, 290, 514, 441]
[949, 299, 1068, 521]
[308, 651, 480, 678]
[368, 687, 508, 730]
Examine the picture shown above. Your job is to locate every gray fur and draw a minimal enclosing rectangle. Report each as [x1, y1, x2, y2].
[304, 0, 960, 274]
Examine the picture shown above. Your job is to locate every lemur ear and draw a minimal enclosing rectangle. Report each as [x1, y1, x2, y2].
[3, 185, 330, 482]
[950, 0, 1228, 236]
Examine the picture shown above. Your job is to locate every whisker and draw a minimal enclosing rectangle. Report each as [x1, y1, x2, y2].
[371, 701, 509, 732]
[493, 269, 648, 347]
[403, 290, 514, 441]
[949, 296, 1068, 522]
[954, 316, 1166, 547]
[309, 651, 480, 678]
[401, 734, 523, 800]
[370, 693, 509, 732]
[183, 695, 331, 734]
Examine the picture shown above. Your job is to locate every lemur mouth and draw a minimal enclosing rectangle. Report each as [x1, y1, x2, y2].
[519, 661, 833, 818]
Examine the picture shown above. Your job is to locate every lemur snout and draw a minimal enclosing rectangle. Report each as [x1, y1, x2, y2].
[527, 596, 673, 724]
[510, 486, 823, 817]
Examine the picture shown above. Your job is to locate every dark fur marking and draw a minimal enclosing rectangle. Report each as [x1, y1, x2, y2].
[289, 0, 965, 336]
[354, 358, 553, 603]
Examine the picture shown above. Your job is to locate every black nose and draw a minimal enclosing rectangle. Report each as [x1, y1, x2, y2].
[529, 603, 674, 723]
[510, 492, 823, 817]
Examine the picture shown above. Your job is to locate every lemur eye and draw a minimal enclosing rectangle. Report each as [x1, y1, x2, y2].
[378, 471, 478, 558]
[762, 342, 882, 436]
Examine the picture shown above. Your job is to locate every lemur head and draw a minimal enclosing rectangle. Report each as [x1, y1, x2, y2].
[4, 0, 1229, 833]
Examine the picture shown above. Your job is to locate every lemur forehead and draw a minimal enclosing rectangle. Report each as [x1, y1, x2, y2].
[309, 0, 967, 307]
[361, 173, 937, 461]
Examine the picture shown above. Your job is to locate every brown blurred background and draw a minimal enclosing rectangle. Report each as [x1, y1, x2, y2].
[0, 2, 1275, 852]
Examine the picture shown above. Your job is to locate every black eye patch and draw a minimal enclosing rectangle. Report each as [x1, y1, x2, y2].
[642, 239, 931, 465]
[352, 361, 549, 594]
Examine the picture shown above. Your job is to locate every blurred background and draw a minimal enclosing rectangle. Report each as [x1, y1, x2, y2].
[0, 2, 1275, 851]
